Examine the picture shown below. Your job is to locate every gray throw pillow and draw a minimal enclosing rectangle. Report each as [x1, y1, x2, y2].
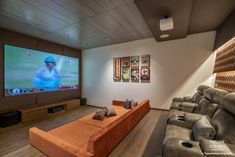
[123, 99, 131, 109]
[92, 109, 107, 121]
[130, 100, 137, 109]
[193, 116, 216, 141]
[105, 106, 117, 117]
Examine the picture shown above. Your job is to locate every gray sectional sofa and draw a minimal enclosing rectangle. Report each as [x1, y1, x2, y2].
[163, 85, 235, 157]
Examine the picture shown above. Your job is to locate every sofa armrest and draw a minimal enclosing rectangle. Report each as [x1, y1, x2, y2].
[184, 113, 203, 123]
[29, 127, 93, 157]
[168, 116, 193, 129]
[181, 102, 198, 108]
[200, 139, 235, 157]
[112, 100, 124, 106]
[172, 97, 184, 102]
[163, 138, 203, 157]
[88, 99, 150, 157]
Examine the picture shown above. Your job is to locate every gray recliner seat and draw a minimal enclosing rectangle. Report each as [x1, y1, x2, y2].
[163, 93, 235, 157]
[167, 87, 228, 121]
[170, 85, 210, 111]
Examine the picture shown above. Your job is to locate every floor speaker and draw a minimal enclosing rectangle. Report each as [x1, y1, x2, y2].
[0, 111, 20, 127]
[81, 98, 86, 105]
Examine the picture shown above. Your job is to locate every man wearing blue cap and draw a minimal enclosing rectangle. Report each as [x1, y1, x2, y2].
[34, 56, 61, 91]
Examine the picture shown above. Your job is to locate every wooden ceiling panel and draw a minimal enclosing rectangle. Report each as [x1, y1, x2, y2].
[125, 2, 153, 38]
[0, 0, 70, 32]
[23, 0, 79, 22]
[0, 0, 234, 49]
[80, 0, 107, 14]
[95, 0, 124, 11]
[52, 0, 96, 19]
[124, 0, 134, 3]
[0, 0, 153, 49]
[108, 7, 143, 40]
[109, 0, 126, 8]
[0, 14, 50, 38]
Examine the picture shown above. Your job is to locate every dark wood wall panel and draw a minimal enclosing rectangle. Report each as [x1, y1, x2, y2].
[36, 39, 63, 55]
[0, 28, 82, 111]
[214, 10, 235, 50]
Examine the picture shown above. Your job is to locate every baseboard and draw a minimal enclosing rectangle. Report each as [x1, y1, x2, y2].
[150, 107, 169, 111]
[85, 104, 103, 108]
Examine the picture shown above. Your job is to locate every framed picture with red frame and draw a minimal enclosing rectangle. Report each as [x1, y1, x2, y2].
[141, 67, 150, 82]
[113, 58, 121, 81]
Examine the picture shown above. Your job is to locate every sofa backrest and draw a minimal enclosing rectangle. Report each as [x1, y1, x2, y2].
[112, 100, 125, 106]
[210, 93, 235, 144]
[197, 85, 210, 95]
[194, 98, 218, 117]
[87, 100, 150, 157]
[192, 92, 204, 104]
[193, 88, 229, 117]
[204, 88, 229, 105]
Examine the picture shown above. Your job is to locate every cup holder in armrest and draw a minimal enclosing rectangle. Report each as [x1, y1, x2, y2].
[181, 141, 193, 148]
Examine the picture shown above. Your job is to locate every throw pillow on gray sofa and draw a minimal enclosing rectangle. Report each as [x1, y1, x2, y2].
[193, 116, 216, 141]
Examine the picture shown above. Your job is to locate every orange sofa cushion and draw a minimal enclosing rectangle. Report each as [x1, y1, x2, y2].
[113, 105, 130, 116]
[30, 127, 94, 157]
[49, 121, 101, 149]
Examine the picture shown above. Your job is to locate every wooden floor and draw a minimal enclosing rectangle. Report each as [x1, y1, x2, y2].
[0, 106, 168, 157]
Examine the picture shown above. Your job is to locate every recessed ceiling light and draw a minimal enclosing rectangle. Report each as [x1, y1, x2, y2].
[160, 34, 170, 38]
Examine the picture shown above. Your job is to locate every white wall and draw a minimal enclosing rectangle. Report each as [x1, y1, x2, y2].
[82, 32, 216, 110]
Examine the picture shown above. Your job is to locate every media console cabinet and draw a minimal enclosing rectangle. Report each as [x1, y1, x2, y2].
[17, 99, 80, 122]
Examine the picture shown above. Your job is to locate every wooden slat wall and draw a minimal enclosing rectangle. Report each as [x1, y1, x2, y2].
[214, 37, 235, 92]
[214, 37, 235, 73]
[0, 28, 82, 111]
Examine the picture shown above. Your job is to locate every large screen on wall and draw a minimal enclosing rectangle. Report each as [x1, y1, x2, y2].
[4, 44, 79, 96]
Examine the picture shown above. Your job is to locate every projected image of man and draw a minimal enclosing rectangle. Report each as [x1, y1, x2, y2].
[34, 56, 61, 91]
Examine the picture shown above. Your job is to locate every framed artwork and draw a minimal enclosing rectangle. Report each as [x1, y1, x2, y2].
[122, 68, 130, 81]
[113, 58, 121, 81]
[141, 67, 150, 81]
[131, 68, 139, 82]
[141, 55, 150, 67]
[122, 57, 130, 68]
[113, 55, 150, 83]
[130, 56, 139, 67]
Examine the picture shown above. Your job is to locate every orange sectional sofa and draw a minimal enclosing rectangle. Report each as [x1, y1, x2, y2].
[29, 99, 150, 157]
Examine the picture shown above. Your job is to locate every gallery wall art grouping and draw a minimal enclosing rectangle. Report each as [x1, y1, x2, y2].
[113, 55, 150, 83]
